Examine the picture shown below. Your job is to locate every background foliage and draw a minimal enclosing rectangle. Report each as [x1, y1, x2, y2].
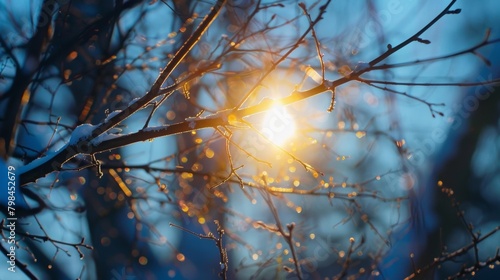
[1, 0, 500, 279]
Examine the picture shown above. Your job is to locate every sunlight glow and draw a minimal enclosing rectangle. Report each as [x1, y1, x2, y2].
[261, 105, 296, 146]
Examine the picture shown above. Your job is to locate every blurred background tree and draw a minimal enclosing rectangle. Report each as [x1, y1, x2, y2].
[1, 0, 499, 279]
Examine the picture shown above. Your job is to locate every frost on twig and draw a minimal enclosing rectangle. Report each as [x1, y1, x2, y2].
[69, 124, 96, 145]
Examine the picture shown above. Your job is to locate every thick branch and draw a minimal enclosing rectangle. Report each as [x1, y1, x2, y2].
[19, 0, 226, 185]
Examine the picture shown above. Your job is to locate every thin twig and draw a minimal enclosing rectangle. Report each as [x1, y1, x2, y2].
[366, 0, 458, 68]
[234, 0, 332, 109]
[170, 221, 228, 279]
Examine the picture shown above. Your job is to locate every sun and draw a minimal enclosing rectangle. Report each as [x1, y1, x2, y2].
[261, 105, 296, 146]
